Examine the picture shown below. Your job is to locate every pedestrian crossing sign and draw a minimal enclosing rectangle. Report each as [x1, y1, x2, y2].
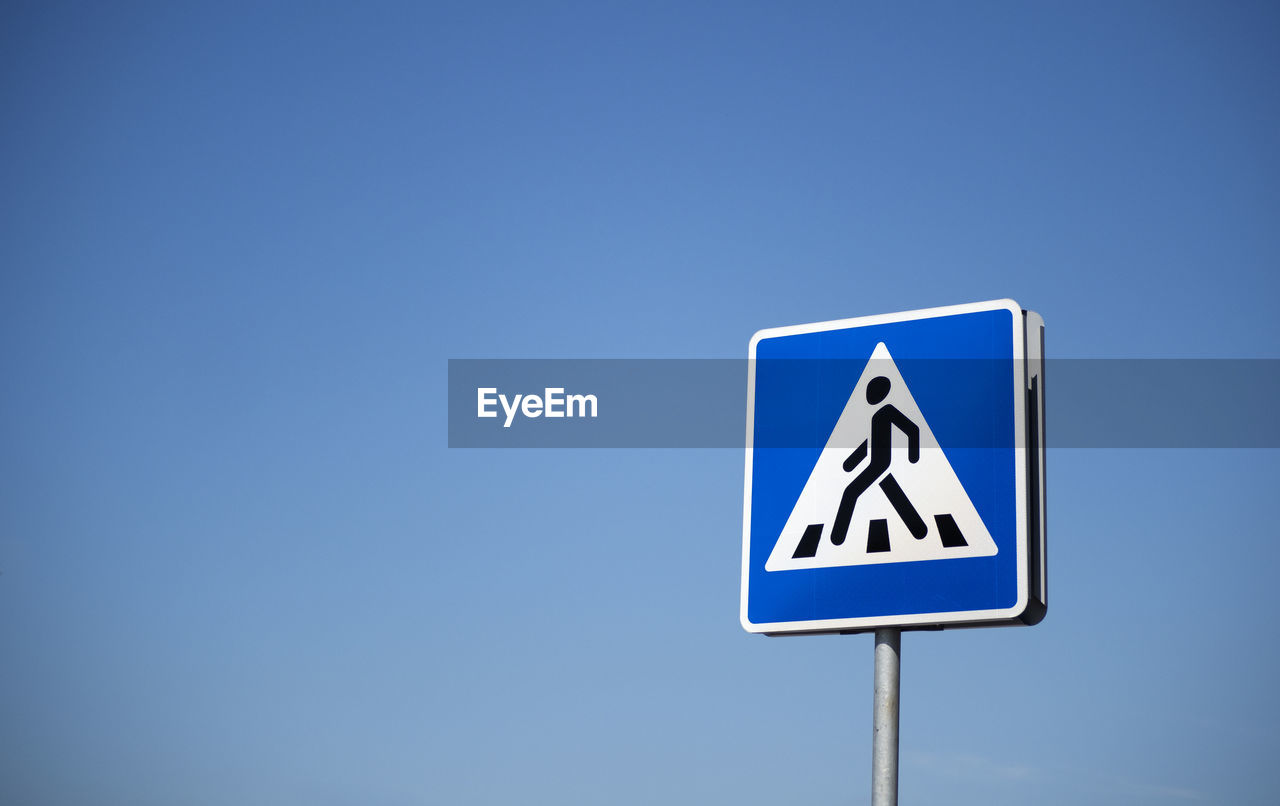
[741, 300, 1047, 634]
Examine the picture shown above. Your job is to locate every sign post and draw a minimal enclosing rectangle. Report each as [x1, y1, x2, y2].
[740, 300, 1047, 800]
[872, 628, 900, 806]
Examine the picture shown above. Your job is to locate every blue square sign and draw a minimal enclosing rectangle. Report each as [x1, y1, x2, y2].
[741, 300, 1047, 634]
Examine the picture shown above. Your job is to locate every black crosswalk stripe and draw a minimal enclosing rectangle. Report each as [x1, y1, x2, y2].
[935, 513, 968, 548]
[866, 519, 891, 553]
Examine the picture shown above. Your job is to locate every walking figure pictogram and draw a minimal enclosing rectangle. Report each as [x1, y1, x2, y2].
[824, 375, 928, 551]
[771, 340, 993, 568]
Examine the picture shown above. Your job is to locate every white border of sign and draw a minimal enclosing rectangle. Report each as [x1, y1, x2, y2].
[741, 299, 1040, 634]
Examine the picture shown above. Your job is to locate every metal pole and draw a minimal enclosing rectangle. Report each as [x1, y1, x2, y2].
[872, 628, 901, 806]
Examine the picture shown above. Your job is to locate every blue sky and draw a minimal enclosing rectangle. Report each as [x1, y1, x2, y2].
[2, 2, 1278, 804]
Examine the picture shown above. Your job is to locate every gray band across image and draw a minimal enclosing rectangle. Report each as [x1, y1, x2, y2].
[448, 359, 1280, 448]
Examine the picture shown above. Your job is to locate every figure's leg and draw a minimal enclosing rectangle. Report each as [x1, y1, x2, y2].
[879, 474, 927, 539]
[830, 465, 882, 546]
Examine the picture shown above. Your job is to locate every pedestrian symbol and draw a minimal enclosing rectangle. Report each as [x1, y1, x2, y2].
[765, 342, 998, 571]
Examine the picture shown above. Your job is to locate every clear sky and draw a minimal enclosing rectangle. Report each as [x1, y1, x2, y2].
[2, 2, 1278, 805]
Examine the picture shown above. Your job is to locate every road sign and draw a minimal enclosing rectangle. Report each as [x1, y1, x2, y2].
[741, 299, 1046, 634]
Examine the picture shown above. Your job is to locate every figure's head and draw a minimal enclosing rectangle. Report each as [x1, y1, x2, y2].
[866, 376, 891, 405]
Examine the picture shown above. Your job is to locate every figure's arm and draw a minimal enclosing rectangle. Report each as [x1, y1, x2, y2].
[843, 440, 868, 472]
[887, 407, 921, 463]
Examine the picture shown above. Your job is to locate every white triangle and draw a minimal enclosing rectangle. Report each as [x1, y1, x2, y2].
[765, 343, 998, 571]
